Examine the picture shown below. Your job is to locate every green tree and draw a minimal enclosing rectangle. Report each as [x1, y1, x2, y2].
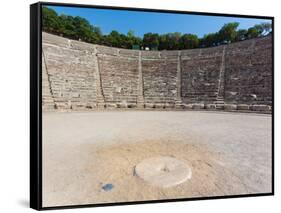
[58, 15, 76, 38]
[42, 7, 272, 50]
[201, 33, 219, 47]
[235, 29, 248, 41]
[126, 30, 142, 49]
[158, 34, 169, 50]
[260, 22, 272, 35]
[89, 26, 102, 44]
[253, 23, 272, 36]
[42, 7, 61, 34]
[143, 33, 159, 50]
[218, 22, 239, 43]
[247, 27, 260, 39]
[107, 30, 121, 47]
[119, 33, 131, 48]
[165, 32, 181, 50]
[127, 30, 135, 38]
[72, 16, 95, 42]
[179, 34, 199, 49]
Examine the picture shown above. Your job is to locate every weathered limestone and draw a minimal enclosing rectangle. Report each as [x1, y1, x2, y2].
[137, 51, 144, 108]
[217, 45, 226, 99]
[93, 47, 105, 108]
[215, 45, 226, 109]
[42, 32, 272, 113]
[181, 46, 223, 104]
[224, 36, 272, 106]
[250, 104, 271, 111]
[135, 156, 192, 188]
[98, 50, 138, 106]
[43, 34, 98, 110]
[42, 51, 55, 110]
[175, 51, 183, 108]
[192, 103, 205, 109]
[237, 104, 250, 111]
[205, 104, 216, 110]
[224, 104, 238, 111]
[142, 52, 177, 106]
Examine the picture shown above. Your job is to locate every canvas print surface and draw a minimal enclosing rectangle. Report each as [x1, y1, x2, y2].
[41, 4, 273, 207]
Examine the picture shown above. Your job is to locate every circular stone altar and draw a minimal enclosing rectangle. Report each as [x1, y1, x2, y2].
[134, 156, 192, 188]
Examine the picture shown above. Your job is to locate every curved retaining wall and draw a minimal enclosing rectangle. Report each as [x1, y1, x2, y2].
[42, 32, 272, 112]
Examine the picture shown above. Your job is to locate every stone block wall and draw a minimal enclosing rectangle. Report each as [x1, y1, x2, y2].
[142, 53, 178, 106]
[181, 46, 224, 104]
[98, 54, 139, 107]
[43, 33, 97, 110]
[42, 32, 272, 112]
[224, 36, 272, 105]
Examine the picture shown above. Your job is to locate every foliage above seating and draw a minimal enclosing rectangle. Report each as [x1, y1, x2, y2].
[42, 7, 272, 50]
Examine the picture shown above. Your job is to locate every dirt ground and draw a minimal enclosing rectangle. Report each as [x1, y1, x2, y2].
[42, 111, 272, 207]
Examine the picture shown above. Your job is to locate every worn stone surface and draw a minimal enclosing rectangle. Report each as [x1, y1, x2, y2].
[135, 156, 192, 188]
[250, 104, 271, 111]
[192, 103, 205, 109]
[224, 37, 272, 106]
[42, 32, 272, 112]
[42, 111, 272, 207]
[181, 48, 223, 104]
[224, 104, 238, 111]
[237, 104, 250, 110]
[205, 104, 216, 109]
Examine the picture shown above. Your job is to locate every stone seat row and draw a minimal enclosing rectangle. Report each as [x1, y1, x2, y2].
[48, 101, 271, 113]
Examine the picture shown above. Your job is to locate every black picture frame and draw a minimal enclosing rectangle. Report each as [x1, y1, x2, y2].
[30, 1, 274, 210]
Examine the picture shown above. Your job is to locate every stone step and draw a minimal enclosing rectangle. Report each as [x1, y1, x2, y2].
[43, 101, 55, 105]
[42, 89, 52, 93]
[43, 106, 55, 110]
[42, 95, 53, 99]
[43, 105, 55, 109]
[43, 100, 55, 104]
[42, 98, 54, 102]
[214, 101, 225, 105]
[42, 91, 52, 95]
[215, 104, 225, 110]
